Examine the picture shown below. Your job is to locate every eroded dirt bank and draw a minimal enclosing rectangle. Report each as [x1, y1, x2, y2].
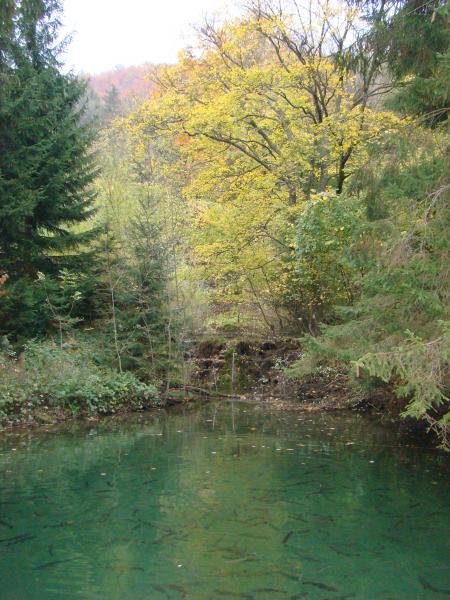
[180, 337, 433, 440]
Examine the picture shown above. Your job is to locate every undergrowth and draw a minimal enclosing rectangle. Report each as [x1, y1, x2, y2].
[0, 338, 161, 425]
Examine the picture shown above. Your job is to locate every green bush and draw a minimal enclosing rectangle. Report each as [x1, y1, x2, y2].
[286, 130, 449, 447]
[0, 339, 161, 424]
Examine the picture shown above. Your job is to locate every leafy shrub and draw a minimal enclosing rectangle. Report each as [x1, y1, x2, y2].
[286, 146, 449, 446]
[281, 194, 366, 330]
[0, 339, 161, 423]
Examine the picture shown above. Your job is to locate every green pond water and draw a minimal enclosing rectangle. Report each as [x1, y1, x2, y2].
[0, 402, 448, 600]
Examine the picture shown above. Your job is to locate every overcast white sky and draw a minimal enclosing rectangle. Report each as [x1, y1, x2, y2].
[61, 0, 239, 74]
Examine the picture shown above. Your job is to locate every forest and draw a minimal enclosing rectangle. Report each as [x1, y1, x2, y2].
[0, 0, 448, 447]
[0, 2, 449, 598]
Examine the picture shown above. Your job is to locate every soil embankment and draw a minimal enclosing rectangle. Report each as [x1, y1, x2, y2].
[179, 337, 428, 438]
[181, 337, 357, 410]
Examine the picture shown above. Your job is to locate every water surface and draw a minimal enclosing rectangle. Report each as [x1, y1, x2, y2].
[0, 402, 448, 599]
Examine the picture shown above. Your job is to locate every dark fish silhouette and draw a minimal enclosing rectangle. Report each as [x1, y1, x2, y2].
[214, 591, 254, 599]
[110, 564, 144, 573]
[329, 544, 361, 557]
[282, 530, 294, 544]
[154, 531, 177, 544]
[280, 571, 301, 582]
[0, 519, 13, 529]
[166, 583, 187, 598]
[254, 588, 287, 594]
[0, 533, 36, 546]
[44, 520, 75, 529]
[418, 576, 450, 595]
[287, 480, 313, 487]
[291, 549, 321, 563]
[151, 584, 173, 598]
[303, 580, 338, 592]
[288, 514, 308, 523]
[34, 558, 75, 570]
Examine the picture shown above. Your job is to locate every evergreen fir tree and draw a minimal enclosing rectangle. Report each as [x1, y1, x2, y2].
[102, 84, 121, 123]
[0, 0, 98, 278]
[354, 0, 449, 123]
[0, 0, 99, 341]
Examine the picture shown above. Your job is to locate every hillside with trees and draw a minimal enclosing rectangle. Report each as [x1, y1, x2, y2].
[87, 63, 156, 101]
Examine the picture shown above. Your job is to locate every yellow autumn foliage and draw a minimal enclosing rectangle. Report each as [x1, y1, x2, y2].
[124, 2, 403, 330]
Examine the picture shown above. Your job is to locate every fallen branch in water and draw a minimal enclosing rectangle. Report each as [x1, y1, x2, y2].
[164, 384, 239, 400]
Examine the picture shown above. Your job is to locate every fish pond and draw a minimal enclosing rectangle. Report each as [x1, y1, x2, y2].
[0, 402, 448, 599]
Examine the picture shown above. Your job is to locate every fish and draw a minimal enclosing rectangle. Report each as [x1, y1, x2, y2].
[166, 583, 187, 598]
[233, 517, 264, 526]
[288, 514, 308, 523]
[142, 479, 157, 485]
[0, 519, 13, 529]
[291, 528, 310, 535]
[282, 531, 294, 544]
[418, 576, 450, 595]
[0, 533, 36, 546]
[134, 516, 171, 532]
[375, 508, 394, 516]
[254, 589, 287, 594]
[287, 480, 313, 487]
[225, 556, 257, 564]
[426, 510, 447, 517]
[154, 531, 177, 544]
[285, 499, 304, 507]
[383, 534, 403, 544]
[34, 558, 75, 570]
[280, 571, 301, 582]
[110, 564, 144, 573]
[22, 493, 49, 501]
[44, 520, 75, 528]
[214, 591, 254, 599]
[291, 549, 321, 563]
[151, 584, 171, 597]
[312, 513, 335, 523]
[268, 521, 285, 532]
[329, 544, 361, 557]
[237, 532, 267, 541]
[314, 486, 334, 494]
[303, 580, 338, 592]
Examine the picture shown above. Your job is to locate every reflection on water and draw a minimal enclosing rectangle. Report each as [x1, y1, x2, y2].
[0, 402, 448, 599]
